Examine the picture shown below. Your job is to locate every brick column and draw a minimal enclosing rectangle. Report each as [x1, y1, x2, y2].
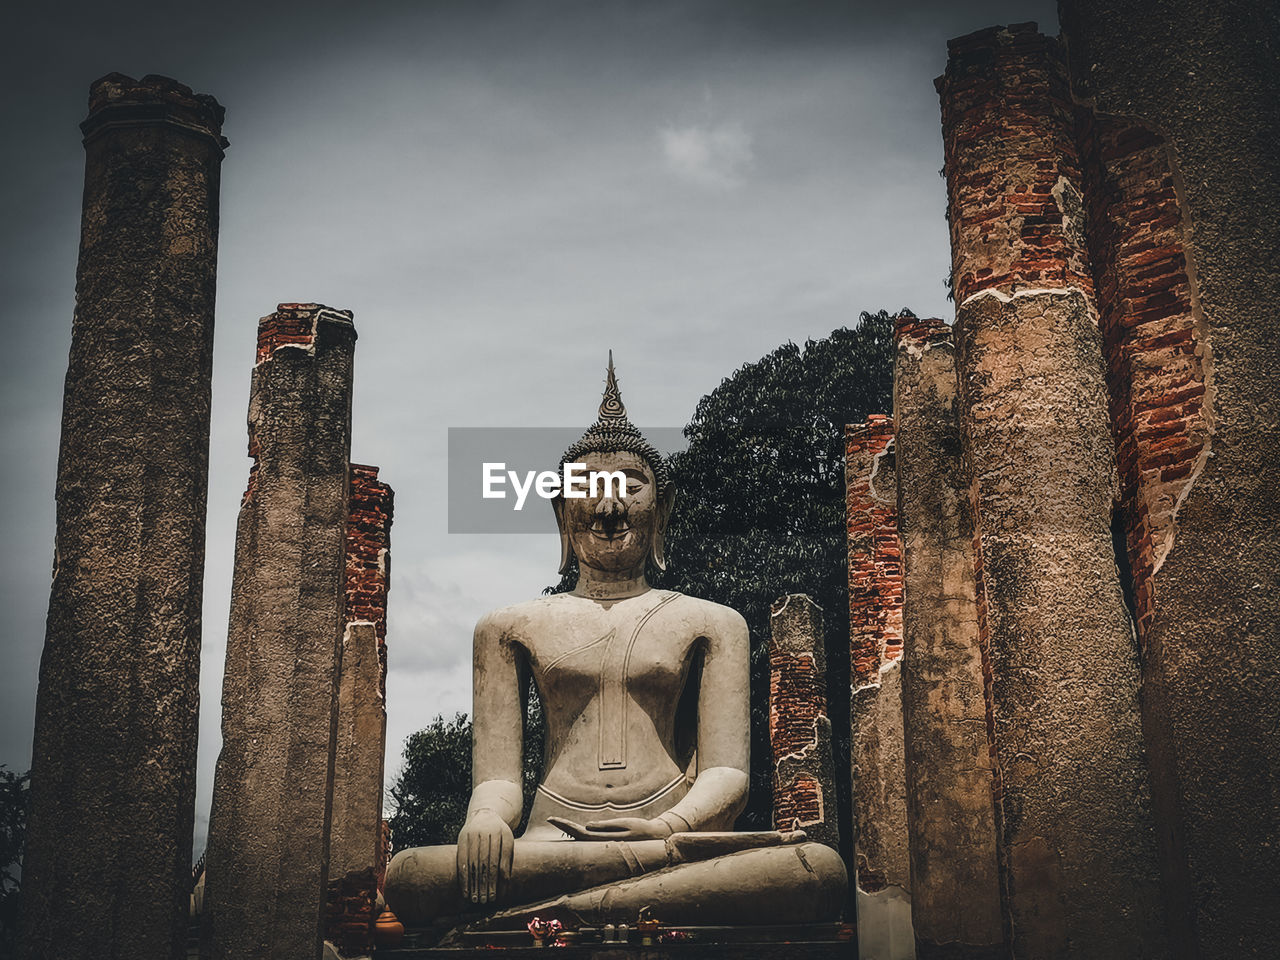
[21, 74, 226, 960]
[939, 24, 1167, 958]
[326, 465, 394, 957]
[893, 315, 1003, 959]
[768, 594, 838, 850]
[203, 304, 357, 960]
[844, 418, 912, 960]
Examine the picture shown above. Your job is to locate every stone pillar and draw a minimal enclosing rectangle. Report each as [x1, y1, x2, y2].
[768, 594, 838, 850]
[21, 73, 226, 960]
[326, 465, 394, 957]
[893, 315, 1003, 959]
[844, 418, 913, 960]
[203, 304, 357, 960]
[1060, 3, 1280, 955]
[939, 25, 1167, 958]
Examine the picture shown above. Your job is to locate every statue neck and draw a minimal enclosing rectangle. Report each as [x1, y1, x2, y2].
[574, 569, 650, 601]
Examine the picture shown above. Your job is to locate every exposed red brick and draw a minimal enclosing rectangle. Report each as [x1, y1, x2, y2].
[774, 775, 823, 832]
[345, 464, 394, 679]
[325, 468, 393, 953]
[1078, 111, 1208, 643]
[243, 304, 359, 505]
[893, 313, 953, 349]
[845, 417, 903, 686]
[324, 867, 377, 957]
[769, 652, 826, 759]
[255, 302, 329, 364]
[939, 23, 1208, 652]
[938, 23, 1093, 304]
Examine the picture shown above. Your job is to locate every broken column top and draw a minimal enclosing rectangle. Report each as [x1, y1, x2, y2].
[769, 594, 825, 657]
[256, 303, 357, 363]
[845, 415, 894, 453]
[82, 72, 228, 150]
[894, 314, 951, 348]
[938, 21, 1054, 77]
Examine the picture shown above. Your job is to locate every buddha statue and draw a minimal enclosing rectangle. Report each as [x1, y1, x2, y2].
[384, 357, 847, 931]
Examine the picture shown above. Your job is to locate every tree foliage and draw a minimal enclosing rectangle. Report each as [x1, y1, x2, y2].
[388, 691, 545, 851]
[388, 714, 473, 850]
[653, 310, 897, 829]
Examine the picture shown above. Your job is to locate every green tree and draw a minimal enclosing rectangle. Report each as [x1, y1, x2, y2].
[388, 690, 545, 850]
[657, 311, 896, 832]
[388, 714, 473, 850]
[0, 767, 29, 960]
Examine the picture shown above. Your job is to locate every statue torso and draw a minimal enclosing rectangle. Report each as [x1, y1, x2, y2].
[495, 589, 714, 836]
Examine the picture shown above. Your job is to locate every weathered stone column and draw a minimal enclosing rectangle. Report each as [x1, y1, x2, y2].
[893, 315, 1003, 959]
[768, 594, 838, 850]
[939, 24, 1167, 958]
[21, 74, 226, 960]
[325, 464, 394, 957]
[1060, 3, 1280, 955]
[844, 418, 912, 960]
[203, 304, 357, 960]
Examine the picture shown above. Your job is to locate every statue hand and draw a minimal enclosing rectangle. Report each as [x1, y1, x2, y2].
[456, 810, 514, 904]
[547, 815, 673, 841]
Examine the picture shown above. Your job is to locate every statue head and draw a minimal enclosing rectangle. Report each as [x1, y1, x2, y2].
[552, 353, 676, 579]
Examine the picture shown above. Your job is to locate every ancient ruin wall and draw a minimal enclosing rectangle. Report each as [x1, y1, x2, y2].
[1076, 112, 1209, 640]
[768, 594, 839, 850]
[847, 416, 903, 688]
[939, 24, 1168, 957]
[940, 26, 1092, 304]
[892, 315, 1003, 960]
[327, 465, 394, 956]
[203, 303, 357, 960]
[1059, 3, 1280, 955]
[21, 74, 227, 960]
[844, 418, 912, 956]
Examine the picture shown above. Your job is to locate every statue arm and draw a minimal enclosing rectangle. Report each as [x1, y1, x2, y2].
[658, 608, 750, 833]
[468, 611, 524, 826]
[458, 612, 523, 903]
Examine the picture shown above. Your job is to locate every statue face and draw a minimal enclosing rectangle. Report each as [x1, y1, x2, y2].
[560, 450, 657, 575]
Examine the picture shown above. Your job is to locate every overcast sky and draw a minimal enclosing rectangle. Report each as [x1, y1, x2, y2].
[1, 0, 1057, 851]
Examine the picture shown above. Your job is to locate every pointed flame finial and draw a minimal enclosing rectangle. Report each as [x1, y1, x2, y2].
[560, 351, 670, 497]
[599, 349, 628, 427]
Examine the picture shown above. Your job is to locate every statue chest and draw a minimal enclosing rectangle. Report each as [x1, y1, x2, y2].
[525, 592, 696, 770]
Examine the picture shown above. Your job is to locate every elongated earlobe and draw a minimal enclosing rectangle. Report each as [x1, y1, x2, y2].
[552, 496, 573, 575]
[651, 485, 676, 572]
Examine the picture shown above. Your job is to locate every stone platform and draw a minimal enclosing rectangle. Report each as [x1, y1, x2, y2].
[375, 923, 854, 958]
[377, 947, 852, 959]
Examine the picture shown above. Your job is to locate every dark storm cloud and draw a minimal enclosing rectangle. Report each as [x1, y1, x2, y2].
[2, 0, 1058, 847]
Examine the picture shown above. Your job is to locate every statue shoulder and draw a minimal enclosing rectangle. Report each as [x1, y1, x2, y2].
[667, 592, 749, 639]
[474, 594, 576, 638]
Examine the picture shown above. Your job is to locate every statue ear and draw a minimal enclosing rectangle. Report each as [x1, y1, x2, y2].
[651, 485, 676, 573]
[552, 495, 573, 576]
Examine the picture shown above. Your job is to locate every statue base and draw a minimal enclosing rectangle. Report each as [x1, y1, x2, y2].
[374, 922, 855, 958]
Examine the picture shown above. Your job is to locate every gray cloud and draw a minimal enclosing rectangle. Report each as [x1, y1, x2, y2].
[661, 119, 755, 189]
